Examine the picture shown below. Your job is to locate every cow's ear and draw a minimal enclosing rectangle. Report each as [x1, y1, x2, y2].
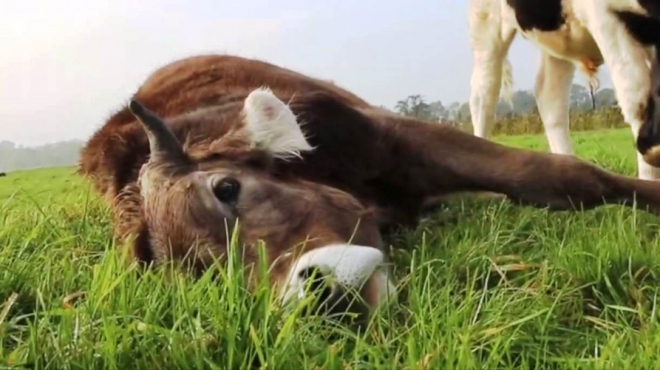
[242, 88, 314, 160]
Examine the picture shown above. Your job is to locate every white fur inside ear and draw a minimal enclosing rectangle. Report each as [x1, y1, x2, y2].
[243, 88, 313, 160]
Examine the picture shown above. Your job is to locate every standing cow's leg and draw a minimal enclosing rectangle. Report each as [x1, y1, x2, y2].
[535, 53, 575, 155]
[585, 7, 659, 179]
[468, 1, 516, 138]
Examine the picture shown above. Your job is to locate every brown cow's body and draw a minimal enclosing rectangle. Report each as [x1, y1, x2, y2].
[81, 55, 660, 319]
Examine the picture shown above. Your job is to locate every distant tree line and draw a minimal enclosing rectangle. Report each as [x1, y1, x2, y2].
[0, 140, 83, 172]
[394, 84, 618, 123]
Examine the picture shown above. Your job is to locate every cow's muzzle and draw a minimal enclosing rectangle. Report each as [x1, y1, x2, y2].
[281, 244, 395, 323]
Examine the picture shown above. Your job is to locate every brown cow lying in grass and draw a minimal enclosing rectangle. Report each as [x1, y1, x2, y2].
[80, 55, 660, 321]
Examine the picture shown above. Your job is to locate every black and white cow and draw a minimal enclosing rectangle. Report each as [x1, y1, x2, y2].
[469, 0, 660, 179]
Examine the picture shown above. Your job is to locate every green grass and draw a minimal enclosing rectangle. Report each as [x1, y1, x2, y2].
[3, 128, 660, 369]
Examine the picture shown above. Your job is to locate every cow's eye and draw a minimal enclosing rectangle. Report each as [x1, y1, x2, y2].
[213, 177, 241, 203]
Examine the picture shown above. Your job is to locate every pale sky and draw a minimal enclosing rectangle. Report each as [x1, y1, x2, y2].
[0, 0, 611, 146]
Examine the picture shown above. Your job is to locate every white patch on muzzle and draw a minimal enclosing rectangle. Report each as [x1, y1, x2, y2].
[281, 244, 395, 308]
[243, 88, 313, 160]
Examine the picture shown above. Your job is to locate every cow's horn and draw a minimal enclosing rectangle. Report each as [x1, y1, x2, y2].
[129, 100, 188, 164]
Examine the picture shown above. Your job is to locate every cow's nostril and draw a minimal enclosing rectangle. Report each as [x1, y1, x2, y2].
[297, 266, 368, 324]
[299, 267, 333, 305]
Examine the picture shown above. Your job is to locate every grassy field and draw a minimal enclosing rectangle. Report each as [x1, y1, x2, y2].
[3, 128, 660, 369]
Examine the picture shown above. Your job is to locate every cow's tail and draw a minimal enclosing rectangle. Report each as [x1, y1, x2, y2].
[501, 58, 513, 105]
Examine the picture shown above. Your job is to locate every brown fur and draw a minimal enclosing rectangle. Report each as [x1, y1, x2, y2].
[81, 55, 660, 286]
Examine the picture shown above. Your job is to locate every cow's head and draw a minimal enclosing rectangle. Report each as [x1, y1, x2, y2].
[617, 10, 660, 166]
[637, 45, 660, 167]
[639, 51, 660, 166]
[126, 89, 394, 321]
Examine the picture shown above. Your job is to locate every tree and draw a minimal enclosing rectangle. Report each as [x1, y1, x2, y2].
[447, 102, 461, 120]
[457, 102, 471, 122]
[394, 95, 438, 121]
[511, 90, 537, 115]
[495, 100, 513, 119]
[428, 101, 448, 119]
[392, 84, 618, 127]
[570, 84, 593, 111]
[594, 88, 617, 108]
